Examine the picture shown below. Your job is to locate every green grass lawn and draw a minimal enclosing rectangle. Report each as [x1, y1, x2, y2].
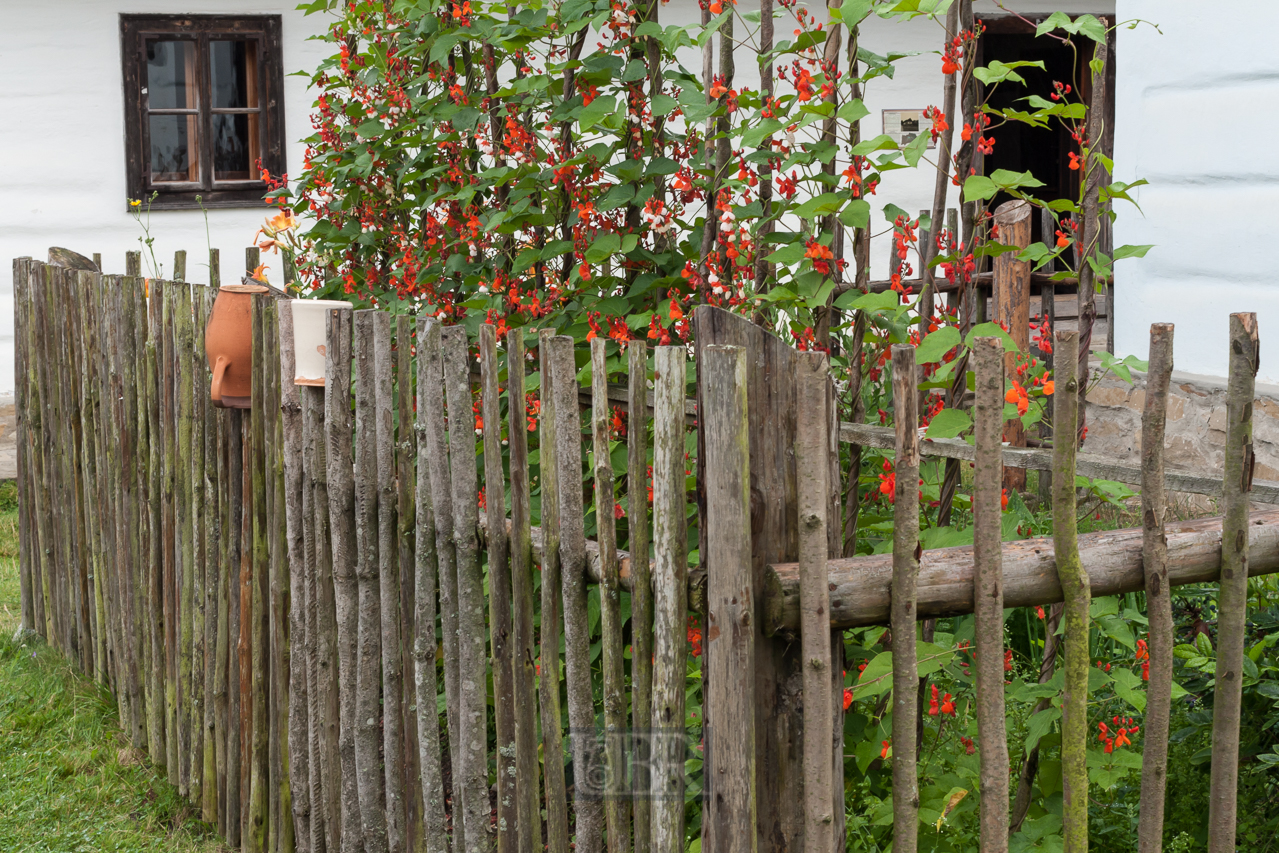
[0, 494, 228, 852]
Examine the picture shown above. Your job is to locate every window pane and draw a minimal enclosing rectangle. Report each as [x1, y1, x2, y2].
[150, 114, 200, 182]
[211, 40, 259, 109]
[146, 40, 197, 109]
[213, 113, 259, 181]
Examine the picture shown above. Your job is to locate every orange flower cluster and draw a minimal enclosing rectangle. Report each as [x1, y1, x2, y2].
[928, 684, 956, 716]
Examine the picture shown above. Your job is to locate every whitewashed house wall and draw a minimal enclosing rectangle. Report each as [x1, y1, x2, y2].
[0, 0, 330, 396]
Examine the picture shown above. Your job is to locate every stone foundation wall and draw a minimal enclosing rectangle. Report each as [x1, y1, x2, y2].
[1083, 362, 1279, 487]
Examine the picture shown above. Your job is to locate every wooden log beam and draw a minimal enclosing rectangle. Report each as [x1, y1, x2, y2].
[765, 510, 1279, 634]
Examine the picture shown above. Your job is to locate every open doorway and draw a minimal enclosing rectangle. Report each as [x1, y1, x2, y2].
[977, 14, 1116, 248]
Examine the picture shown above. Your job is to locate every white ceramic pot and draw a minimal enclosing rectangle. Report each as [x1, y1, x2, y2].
[291, 299, 351, 386]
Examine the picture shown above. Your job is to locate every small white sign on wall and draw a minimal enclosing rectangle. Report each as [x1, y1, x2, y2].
[882, 109, 936, 148]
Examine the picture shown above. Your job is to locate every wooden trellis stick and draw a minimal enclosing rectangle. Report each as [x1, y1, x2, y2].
[650, 344, 688, 853]
[1052, 329, 1088, 853]
[537, 328, 571, 853]
[1208, 313, 1259, 853]
[796, 352, 832, 853]
[225, 407, 244, 847]
[248, 293, 271, 852]
[353, 309, 390, 853]
[1138, 323, 1174, 853]
[890, 344, 921, 853]
[301, 384, 330, 853]
[972, 336, 1008, 853]
[191, 282, 208, 811]
[200, 285, 220, 827]
[177, 278, 196, 799]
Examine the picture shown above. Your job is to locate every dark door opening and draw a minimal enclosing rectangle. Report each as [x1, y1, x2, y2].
[977, 15, 1114, 247]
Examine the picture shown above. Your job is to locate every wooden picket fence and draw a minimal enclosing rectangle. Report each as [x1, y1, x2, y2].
[11, 250, 1276, 853]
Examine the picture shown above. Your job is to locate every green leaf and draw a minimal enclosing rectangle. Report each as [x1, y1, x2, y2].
[973, 60, 1045, 86]
[838, 98, 871, 123]
[915, 325, 960, 364]
[1025, 706, 1061, 751]
[989, 168, 1047, 191]
[583, 232, 622, 263]
[903, 131, 929, 167]
[963, 175, 998, 202]
[795, 193, 844, 220]
[966, 322, 1020, 353]
[839, 200, 871, 230]
[925, 408, 971, 440]
[1112, 244, 1154, 261]
[851, 134, 898, 156]
[578, 95, 617, 130]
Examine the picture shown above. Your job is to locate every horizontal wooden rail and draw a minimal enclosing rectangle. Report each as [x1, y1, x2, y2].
[840, 421, 1279, 504]
[764, 510, 1279, 633]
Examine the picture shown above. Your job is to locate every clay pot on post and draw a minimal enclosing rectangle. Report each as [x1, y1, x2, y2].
[205, 282, 268, 408]
[290, 299, 351, 386]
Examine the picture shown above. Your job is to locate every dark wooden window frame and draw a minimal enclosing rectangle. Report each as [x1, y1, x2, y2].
[121, 14, 286, 211]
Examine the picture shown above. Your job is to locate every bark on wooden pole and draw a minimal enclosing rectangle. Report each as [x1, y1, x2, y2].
[1208, 312, 1259, 853]
[591, 338, 630, 853]
[628, 340, 653, 853]
[796, 352, 831, 853]
[418, 317, 463, 853]
[442, 325, 491, 853]
[919, 0, 961, 345]
[549, 334, 604, 853]
[13, 259, 34, 635]
[281, 299, 312, 852]
[506, 328, 540, 853]
[890, 344, 921, 853]
[375, 311, 407, 853]
[353, 309, 390, 853]
[395, 314, 422, 853]
[480, 324, 517, 853]
[226, 408, 244, 847]
[993, 199, 1032, 491]
[326, 304, 362, 853]
[972, 336, 1008, 853]
[701, 344, 757, 853]
[1076, 36, 1108, 443]
[536, 328, 571, 853]
[411, 319, 449, 853]
[1137, 322, 1174, 853]
[1051, 329, 1088, 853]
[650, 344, 688, 853]
[249, 294, 271, 852]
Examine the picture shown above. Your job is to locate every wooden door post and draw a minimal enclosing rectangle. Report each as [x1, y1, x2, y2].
[993, 199, 1032, 490]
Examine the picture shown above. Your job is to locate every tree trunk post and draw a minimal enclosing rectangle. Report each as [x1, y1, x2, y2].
[1208, 312, 1259, 853]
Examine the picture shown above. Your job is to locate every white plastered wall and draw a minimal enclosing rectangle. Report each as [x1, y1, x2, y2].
[1113, 0, 1279, 382]
[0, 0, 331, 394]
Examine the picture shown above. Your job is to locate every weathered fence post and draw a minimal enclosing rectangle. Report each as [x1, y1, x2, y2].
[480, 324, 517, 853]
[412, 318, 449, 853]
[890, 344, 920, 853]
[507, 328, 540, 853]
[702, 344, 756, 853]
[549, 333, 603, 853]
[651, 343, 688, 853]
[1052, 329, 1088, 853]
[993, 199, 1031, 490]
[628, 339, 653, 853]
[1208, 313, 1259, 853]
[537, 328, 571, 853]
[443, 325, 490, 853]
[972, 336, 1008, 852]
[591, 337, 629, 853]
[796, 351, 832, 853]
[1138, 322, 1174, 852]
[326, 304, 361, 853]
[352, 309, 390, 853]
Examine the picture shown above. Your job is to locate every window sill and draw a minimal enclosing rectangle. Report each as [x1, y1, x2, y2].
[131, 192, 275, 212]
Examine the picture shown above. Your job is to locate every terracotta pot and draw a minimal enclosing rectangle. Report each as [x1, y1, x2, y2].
[205, 283, 268, 408]
[290, 299, 351, 386]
